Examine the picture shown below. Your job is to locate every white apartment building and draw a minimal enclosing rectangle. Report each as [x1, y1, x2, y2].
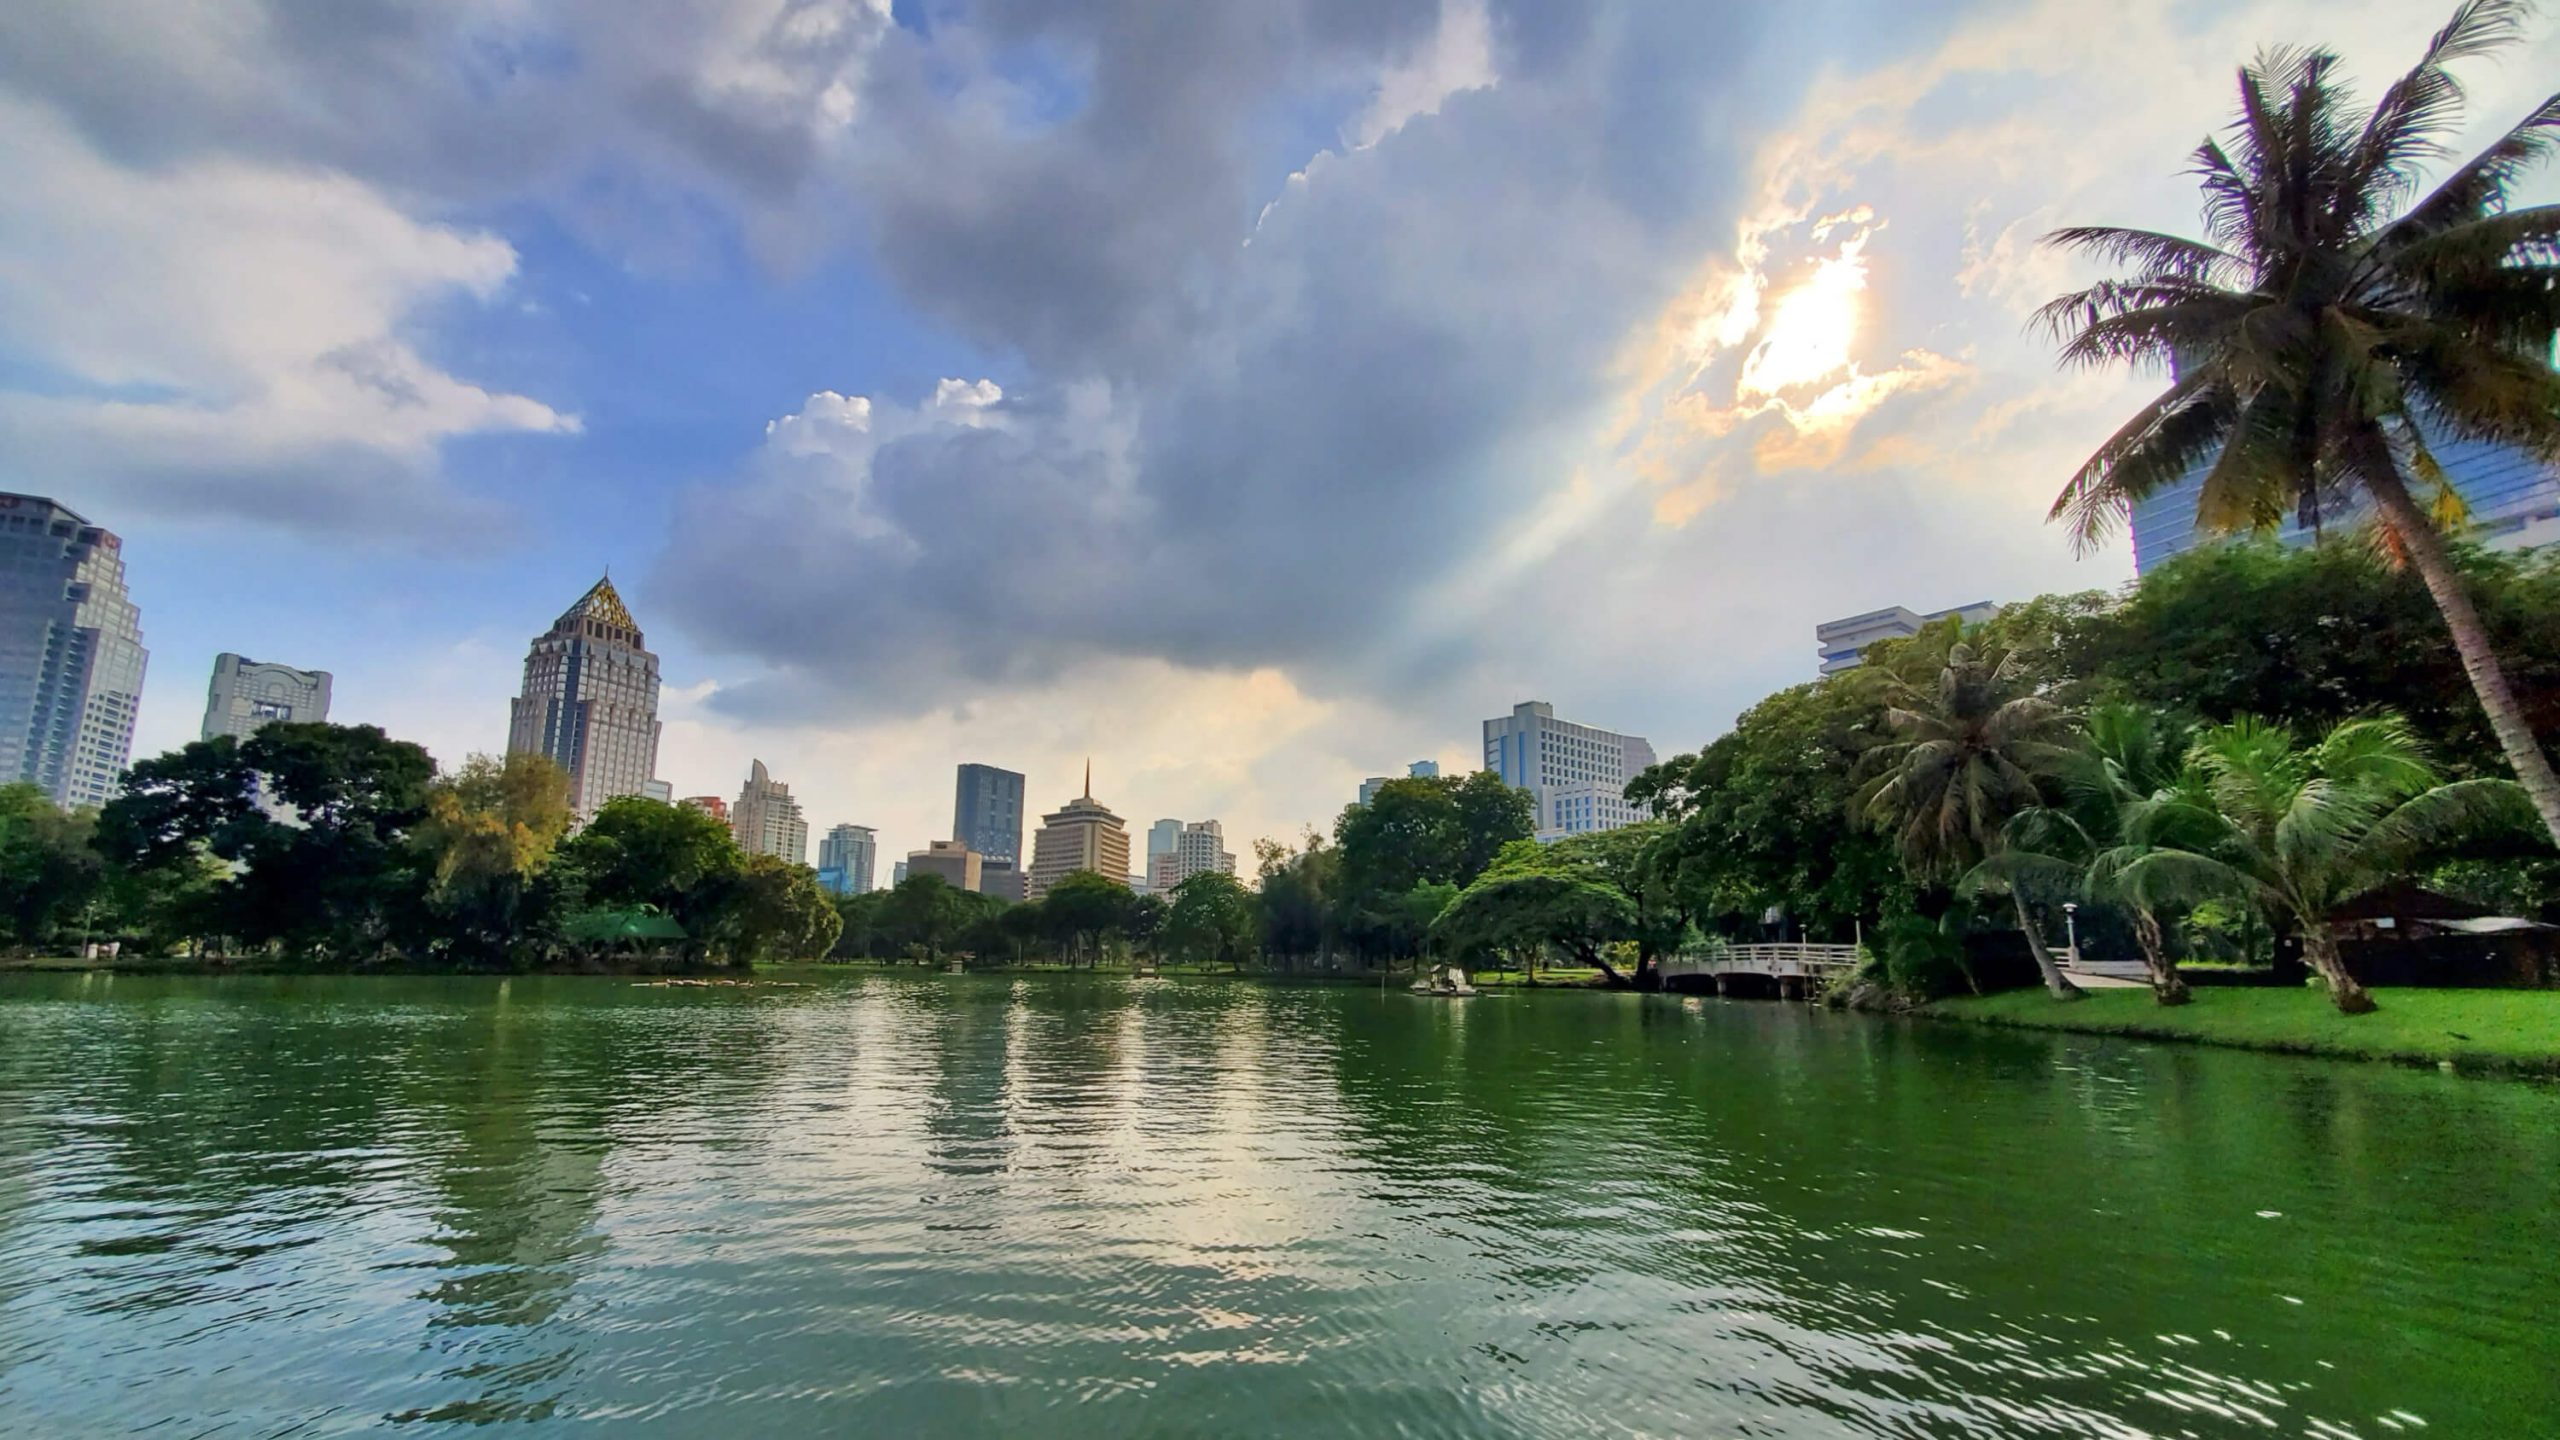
[1150, 819, 1237, 892]
[1483, 700, 1657, 843]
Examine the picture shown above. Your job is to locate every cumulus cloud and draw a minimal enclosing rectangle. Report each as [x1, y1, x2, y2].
[0, 99, 574, 536]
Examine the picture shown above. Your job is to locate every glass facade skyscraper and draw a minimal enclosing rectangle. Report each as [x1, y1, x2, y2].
[953, 762, 1026, 866]
[2130, 437, 2560, 574]
[0, 493, 146, 809]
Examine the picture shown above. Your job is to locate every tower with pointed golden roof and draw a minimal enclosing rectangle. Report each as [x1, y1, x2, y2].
[506, 575, 663, 820]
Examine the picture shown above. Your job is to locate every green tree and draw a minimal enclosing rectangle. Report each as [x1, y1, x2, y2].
[879, 873, 975, 961]
[0, 783, 103, 950]
[2109, 714, 2539, 1013]
[557, 795, 744, 957]
[411, 753, 575, 968]
[1040, 870, 1134, 965]
[1857, 641, 2086, 998]
[2041, 0, 2560, 843]
[1163, 871, 1256, 970]
[1254, 833, 1338, 966]
[708, 853, 843, 966]
[1431, 872, 1638, 984]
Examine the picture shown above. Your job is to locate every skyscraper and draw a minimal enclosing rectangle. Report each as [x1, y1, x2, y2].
[0, 493, 146, 810]
[1027, 763, 1132, 899]
[1142, 817, 1181, 891]
[906, 839, 983, 892]
[731, 759, 808, 864]
[1150, 819, 1237, 891]
[818, 823, 877, 895]
[1484, 700, 1657, 842]
[953, 763, 1027, 867]
[2129, 436, 2560, 573]
[506, 576, 662, 820]
[201, 654, 330, 741]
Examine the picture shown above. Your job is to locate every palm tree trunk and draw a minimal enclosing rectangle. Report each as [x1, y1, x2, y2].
[2129, 907, 2191, 1006]
[2364, 462, 2560, 847]
[2013, 892, 2084, 1000]
[2298, 922, 2376, 1015]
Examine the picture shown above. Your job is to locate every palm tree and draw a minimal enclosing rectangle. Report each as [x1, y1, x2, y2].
[2105, 714, 2535, 1013]
[1858, 641, 2085, 999]
[1974, 704, 2204, 1005]
[2040, 0, 2560, 845]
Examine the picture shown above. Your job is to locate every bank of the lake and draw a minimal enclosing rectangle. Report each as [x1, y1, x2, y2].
[1929, 985, 2560, 1076]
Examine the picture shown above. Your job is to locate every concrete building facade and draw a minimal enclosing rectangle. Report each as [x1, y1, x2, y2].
[818, 823, 877, 895]
[201, 654, 330, 742]
[731, 759, 808, 864]
[1027, 765, 1132, 899]
[907, 838, 983, 892]
[1814, 601, 2001, 676]
[0, 494, 146, 810]
[681, 795, 728, 822]
[953, 763, 1027, 868]
[1152, 818, 1237, 892]
[1357, 761, 1441, 807]
[1483, 700, 1657, 843]
[506, 577, 662, 820]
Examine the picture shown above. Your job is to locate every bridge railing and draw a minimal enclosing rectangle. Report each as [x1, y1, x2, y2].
[1658, 942, 1864, 981]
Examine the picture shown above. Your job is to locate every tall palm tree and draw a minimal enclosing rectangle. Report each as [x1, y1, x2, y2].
[2105, 714, 2535, 1013]
[1975, 704, 2205, 1005]
[1857, 642, 2085, 998]
[2040, 0, 2560, 844]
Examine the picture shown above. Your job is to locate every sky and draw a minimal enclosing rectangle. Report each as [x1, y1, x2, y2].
[2, 0, 2555, 871]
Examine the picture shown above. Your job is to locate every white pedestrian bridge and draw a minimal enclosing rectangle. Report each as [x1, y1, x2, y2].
[1658, 942, 1862, 999]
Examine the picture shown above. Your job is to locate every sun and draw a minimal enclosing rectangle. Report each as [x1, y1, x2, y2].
[1737, 233, 1869, 400]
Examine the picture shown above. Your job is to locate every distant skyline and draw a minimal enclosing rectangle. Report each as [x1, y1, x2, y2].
[5, 2, 2552, 866]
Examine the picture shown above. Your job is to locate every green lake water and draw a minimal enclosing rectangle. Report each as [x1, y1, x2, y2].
[0, 970, 2552, 1437]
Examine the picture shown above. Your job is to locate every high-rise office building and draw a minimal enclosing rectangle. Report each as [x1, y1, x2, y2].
[1142, 818, 1182, 892]
[0, 494, 146, 810]
[818, 823, 877, 895]
[907, 839, 983, 892]
[2131, 437, 2560, 574]
[200, 654, 330, 742]
[1027, 763, 1132, 899]
[1151, 819, 1237, 892]
[1484, 700, 1657, 843]
[731, 759, 808, 864]
[979, 859, 1027, 903]
[953, 763, 1027, 867]
[506, 576, 662, 820]
[1814, 601, 2002, 675]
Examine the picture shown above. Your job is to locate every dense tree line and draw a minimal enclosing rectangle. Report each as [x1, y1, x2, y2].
[0, 723, 839, 970]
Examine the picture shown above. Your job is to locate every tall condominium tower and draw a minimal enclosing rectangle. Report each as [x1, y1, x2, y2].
[1484, 700, 1657, 842]
[0, 494, 146, 809]
[1027, 763, 1131, 900]
[818, 823, 877, 895]
[1142, 817, 1181, 891]
[201, 654, 331, 741]
[1148, 818, 1236, 892]
[732, 759, 809, 864]
[953, 763, 1027, 867]
[507, 576, 662, 820]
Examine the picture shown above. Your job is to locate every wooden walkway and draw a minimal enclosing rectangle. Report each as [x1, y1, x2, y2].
[1658, 943, 1861, 999]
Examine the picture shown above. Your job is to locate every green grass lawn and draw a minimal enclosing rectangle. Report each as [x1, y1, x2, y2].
[1930, 985, 2560, 1074]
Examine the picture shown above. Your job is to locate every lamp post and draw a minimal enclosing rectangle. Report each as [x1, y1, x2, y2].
[2062, 901, 2081, 969]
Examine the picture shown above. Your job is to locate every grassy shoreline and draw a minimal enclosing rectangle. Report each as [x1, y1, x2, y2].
[1925, 986, 2560, 1077]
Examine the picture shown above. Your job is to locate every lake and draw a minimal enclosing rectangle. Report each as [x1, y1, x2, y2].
[0, 970, 2552, 1436]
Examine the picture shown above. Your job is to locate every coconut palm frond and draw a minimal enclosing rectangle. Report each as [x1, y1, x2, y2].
[2048, 377, 2241, 550]
[2399, 91, 2560, 241]
[2357, 778, 2546, 874]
